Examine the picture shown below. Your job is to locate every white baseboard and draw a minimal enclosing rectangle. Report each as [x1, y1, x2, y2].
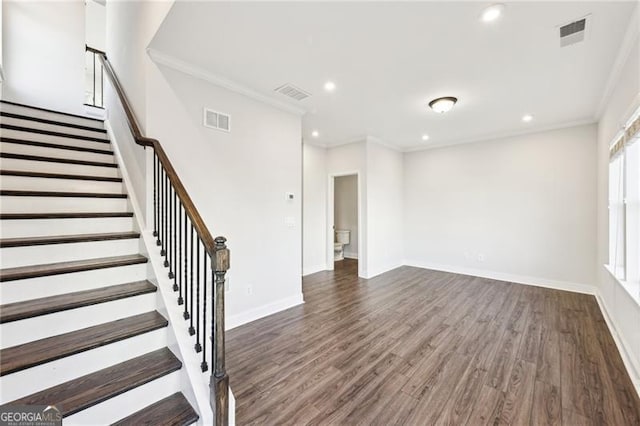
[303, 264, 326, 276]
[226, 293, 305, 330]
[363, 261, 404, 279]
[594, 290, 640, 398]
[344, 252, 359, 260]
[404, 260, 596, 295]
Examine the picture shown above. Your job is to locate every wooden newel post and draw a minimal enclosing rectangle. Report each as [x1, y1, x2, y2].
[211, 236, 230, 426]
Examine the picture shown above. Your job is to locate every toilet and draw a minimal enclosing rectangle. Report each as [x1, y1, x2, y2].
[334, 229, 351, 261]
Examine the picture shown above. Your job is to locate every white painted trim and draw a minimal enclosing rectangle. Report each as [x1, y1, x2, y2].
[594, 288, 640, 398]
[363, 261, 404, 279]
[595, 6, 640, 120]
[227, 293, 304, 330]
[147, 48, 306, 116]
[344, 252, 359, 260]
[404, 260, 596, 295]
[303, 264, 326, 276]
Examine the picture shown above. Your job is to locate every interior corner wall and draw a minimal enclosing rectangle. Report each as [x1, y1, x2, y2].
[404, 124, 598, 290]
[1, 1, 85, 114]
[303, 143, 327, 275]
[145, 63, 303, 327]
[335, 175, 359, 259]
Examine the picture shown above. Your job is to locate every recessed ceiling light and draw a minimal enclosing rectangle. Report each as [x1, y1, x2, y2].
[481, 4, 505, 22]
[522, 114, 534, 122]
[323, 81, 336, 92]
[428, 97, 458, 114]
[311, 130, 319, 138]
[422, 134, 430, 141]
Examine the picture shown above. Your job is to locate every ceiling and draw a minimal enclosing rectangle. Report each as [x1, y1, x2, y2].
[150, 1, 636, 150]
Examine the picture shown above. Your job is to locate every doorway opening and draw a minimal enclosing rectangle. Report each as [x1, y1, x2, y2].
[328, 172, 362, 277]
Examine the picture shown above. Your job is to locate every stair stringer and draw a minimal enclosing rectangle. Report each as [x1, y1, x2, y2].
[105, 118, 236, 425]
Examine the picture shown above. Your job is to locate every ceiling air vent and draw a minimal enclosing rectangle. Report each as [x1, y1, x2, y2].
[274, 83, 311, 101]
[559, 16, 589, 47]
[203, 108, 231, 132]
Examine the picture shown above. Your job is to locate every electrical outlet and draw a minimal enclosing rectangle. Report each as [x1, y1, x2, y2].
[477, 254, 485, 262]
[246, 285, 253, 296]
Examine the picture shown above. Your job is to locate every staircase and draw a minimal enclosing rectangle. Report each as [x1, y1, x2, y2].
[0, 100, 200, 425]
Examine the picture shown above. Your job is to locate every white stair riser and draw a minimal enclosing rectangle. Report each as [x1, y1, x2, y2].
[1, 116, 108, 139]
[1, 128, 110, 151]
[0, 158, 120, 178]
[0, 328, 168, 403]
[0, 104, 105, 130]
[0, 196, 129, 213]
[65, 371, 183, 426]
[0, 217, 135, 238]
[1, 292, 158, 347]
[0, 263, 148, 303]
[1, 142, 116, 164]
[0, 175, 124, 194]
[0, 239, 141, 268]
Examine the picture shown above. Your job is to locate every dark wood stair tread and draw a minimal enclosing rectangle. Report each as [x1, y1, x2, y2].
[5, 348, 181, 417]
[0, 311, 168, 376]
[111, 392, 199, 426]
[1, 137, 113, 155]
[0, 280, 156, 323]
[0, 231, 140, 248]
[1, 169, 122, 182]
[0, 111, 107, 133]
[1, 100, 104, 123]
[0, 190, 126, 198]
[0, 254, 147, 282]
[1, 152, 117, 168]
[0, 123, 109, 143]
[0, 212, 133, 219]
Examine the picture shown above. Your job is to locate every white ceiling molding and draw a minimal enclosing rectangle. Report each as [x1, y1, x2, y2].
[403, 117, 597, 153]
[594, 6, 640, 120]
[147, 48, 307, 117]
[366, 136, 404, 153]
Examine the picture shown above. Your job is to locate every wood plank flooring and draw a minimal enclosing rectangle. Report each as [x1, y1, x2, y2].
[227, 260, 640, 425]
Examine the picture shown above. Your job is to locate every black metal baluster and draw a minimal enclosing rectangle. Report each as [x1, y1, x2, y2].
[183, 211, 189, 319]
[162, 171, 168, 263]
[171, 191, 178, 288]
[201, 253, 208, 372]
[156, 156, 162, 246]
[168, 186, 175, 280]
[195, 240, 202, 353]
[177, 201, 183, 305]
[189, 227, 195, 335]
[153, 153, 158, 240]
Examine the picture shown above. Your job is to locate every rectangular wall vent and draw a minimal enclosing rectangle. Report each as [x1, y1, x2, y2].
[559, 16, 589, 47]
[274, 83, 311, 101]
[203, 108, 231, 132]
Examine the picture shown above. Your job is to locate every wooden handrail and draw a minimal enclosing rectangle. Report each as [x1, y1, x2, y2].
[96, 52, 217, 259]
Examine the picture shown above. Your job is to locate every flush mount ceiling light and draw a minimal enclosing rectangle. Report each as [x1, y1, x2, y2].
[481, 4, 505, 22]
[428, 97, 458, 114]
[323, 81, 336, 92]
[422, 134, 430, 141]
[522, 114, 534, 122]
[311, 130, 320, 138]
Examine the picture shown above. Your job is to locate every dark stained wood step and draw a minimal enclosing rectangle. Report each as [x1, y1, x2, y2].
[0, 231, 140, 248]
[0, 124, 109, 143]
[0, 280, 156, 323]
[1, 137, 113, 155]
[0, 190, 126, 198]
[0, 212, 133, 220]
[0, 254, 147, 282]
[4, 348, 181, 417]
[111, 392, 199, 426]
[1, 100, 104, 123]
[0, 111, 107, 133]
[0, 152, 117, 168]
[0, 311, 168, 376]
[1, 169, 122, 182]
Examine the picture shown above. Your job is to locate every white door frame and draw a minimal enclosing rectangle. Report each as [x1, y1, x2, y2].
[327, 171, 364, 278]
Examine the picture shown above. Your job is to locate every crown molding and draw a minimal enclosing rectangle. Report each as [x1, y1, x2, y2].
[594, 5, 640, 120]
[147, 48, 307, 117]
[403, 117, 597, 153]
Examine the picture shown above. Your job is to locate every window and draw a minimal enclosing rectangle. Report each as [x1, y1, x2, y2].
[609, 106, 640, 296]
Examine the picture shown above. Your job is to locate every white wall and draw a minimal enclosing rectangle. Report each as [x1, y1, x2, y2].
[146, 63, 303, 327]
[366, 141, 404, 277]
[86, 0, 105, 51]
[2, 1, 85, 114]
[334, 175, 358, 258]
[404, 124, 598, 292]
[596, 14, 640, 391]
[302, 144, 327, 275]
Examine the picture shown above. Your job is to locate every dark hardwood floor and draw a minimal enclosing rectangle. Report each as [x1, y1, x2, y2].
[227, 259, 640, 425]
